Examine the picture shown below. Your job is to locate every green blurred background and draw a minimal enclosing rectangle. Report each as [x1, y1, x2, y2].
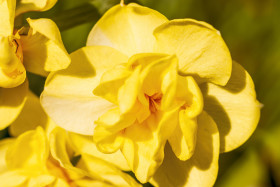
[4, 0, 280, 186]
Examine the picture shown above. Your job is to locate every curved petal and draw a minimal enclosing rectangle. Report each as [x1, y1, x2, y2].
[168, 76, 203, 160]
[9, 91, 49, 137]
[168, 112, 197, 161]
[20, 18, 70, 76]
[0, 55, 26, 88]
[86, 3, 168, 57]
[0, 0, 15, 36]
[76, 154, 141, 187]
[151, 111, 220, 187]
[6, 127, 49, 170]
[0, 80, 28, 130]
[121, 108, 179, 183]
[49, 127, 87, 180]
[67, 132, 130, 171]
[41, 46, 128, 135]
[0, 138, 14, 173]
[27, 175, 55, 187]
[154, 19, 232, 86]
[15, 0, 57, 16]
[0, 171, 27, 186]
[0, 36, 26, 88]
[200, 61, 260, 152]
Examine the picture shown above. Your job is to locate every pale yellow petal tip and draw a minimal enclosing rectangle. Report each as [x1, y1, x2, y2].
[120, 0, 125, 6]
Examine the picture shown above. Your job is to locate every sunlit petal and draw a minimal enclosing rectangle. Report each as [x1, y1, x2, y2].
[41, 46, 127, 135]
[87, 3, 168, 57]
[20, 18, 70, 76]
[201, 62, 260, 152]
[154, 19, 232, 86]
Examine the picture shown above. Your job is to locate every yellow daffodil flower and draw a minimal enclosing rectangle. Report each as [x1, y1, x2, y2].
[0, 0, 70, 130]
[0, 127, 140, 187]
[41, 2, 261, 186]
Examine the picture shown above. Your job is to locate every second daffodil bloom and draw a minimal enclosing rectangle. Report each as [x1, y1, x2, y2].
[41, 2, 261, 186]
[0, 0, 70, 130]
[0, 127, 140, 186]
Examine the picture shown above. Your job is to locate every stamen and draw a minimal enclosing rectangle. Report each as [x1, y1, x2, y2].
[13, 39, 19, 53]
[146, 93, 162, 113]
[120, 0, 125, 6]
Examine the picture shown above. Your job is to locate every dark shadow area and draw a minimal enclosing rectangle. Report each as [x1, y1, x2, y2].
[153, 113, 217, 186]
[200, 61, 247, 152]
[27, 72, 46, 96]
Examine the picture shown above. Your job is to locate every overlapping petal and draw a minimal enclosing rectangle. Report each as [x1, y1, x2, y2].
[201, 62, 260, 152]
[0, 80, 28, 130]
[9, 91, 50, 136]
[15, 0, 57, 16]
[41, 46, 128, 135]
[0, 0, 15, 36]
[0, 139, 14, 172]
[121, 107, 180, 183]
[151, 111, 220, 187]
[68, 132, 130, 171]
[87, 3, 168, 57]
[20, 18, 70, 76]
[50, 128, 140, 186]
[168, 112, 198, 161]
[6, 127, 48, 172]
[154, 19, 232, 86]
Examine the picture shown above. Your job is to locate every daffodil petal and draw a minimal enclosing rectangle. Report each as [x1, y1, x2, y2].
[6, 127, 48, 170]
[140, 54, 177, 99]
[49, 128, 72, 167]
[95, 107, 136, 134]
[52, 179, 70, 187]
[27, 175, 55, 187]
[76, 154, 141, 187]
[0, 171, 27, 187]
[168, 111, 197, 161]
[67, 132, 130, 171]
[154, 19, 232, 86]
[49, 127, 87, 180]
[118, 66, 141, 113]
[41, 46, 127, 135]
[0, 61, 26, 88]
[15, 0, 57, 16]
[0, 80, 28, 130]
[20, 18, 70, 76]
[0, 0, 15, 36]
[176, 76, 204, 118]
[9, 91, 49, 136]
[201, 61, 260, 152]
[86, 3, 168, 57]
[151, 111, 220, 187]
[93, 66, 131, 104]
[0, 139, 14, 173]
[74, 180, 112, 187]
[0, 36, 26, 88]
[122, 108, 179, 183]
[94, 130, 124, 154]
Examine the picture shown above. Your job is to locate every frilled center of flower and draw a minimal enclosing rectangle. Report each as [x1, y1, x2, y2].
[93, 53, 204, 181]
[0, 35, 26, 88]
